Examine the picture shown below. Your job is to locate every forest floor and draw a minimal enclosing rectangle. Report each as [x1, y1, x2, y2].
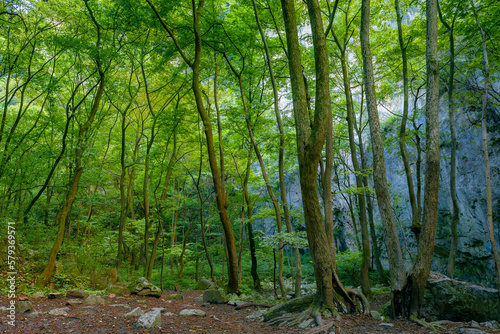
[0, 290, 498, 334]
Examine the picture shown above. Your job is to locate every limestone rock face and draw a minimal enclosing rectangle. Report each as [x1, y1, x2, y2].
[421, 276, 500, 322]
[135, 309, 161, 329]
[202, 289, 228, 304]
[127, 277, 162, 298]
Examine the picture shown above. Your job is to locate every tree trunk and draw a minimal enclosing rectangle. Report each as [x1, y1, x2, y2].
[395, 0, 420, 241]
[280, 0, 354, 309]
[251, 0, 301, 298]
[438, 1, 460, 279]
[407, 0, 440, 317]
[360, 0, 406, 316]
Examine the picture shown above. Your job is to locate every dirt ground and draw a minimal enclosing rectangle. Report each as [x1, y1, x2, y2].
[0, 290, 497, 333]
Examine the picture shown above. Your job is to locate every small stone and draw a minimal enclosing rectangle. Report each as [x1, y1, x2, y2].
[194, 297, 203, 302]
[137, 300, 146, 304]
[298, 319, 314, 329]
[164, 312, 174, 316]
[166, 293, 183, 300]
[84, 294, 106, 305]
[202, 302, 210, 307]
[124, 307, 144, 317]
[379, 323, 394, 327]
[135, 309, 162, 329]
[0, 307, 9, 314]
[66, 299, 84, 306]
[32, 292, 44, 298]
[108, 294, 116, 299]
[179, 309, 206, 317]
[370, 310, 382, 320]
[49, 307, 69, 316]
[47, 292, 65, 299]
[15, 301, 35, 314]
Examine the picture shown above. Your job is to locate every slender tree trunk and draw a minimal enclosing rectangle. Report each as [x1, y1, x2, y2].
[251, 0, 301, 298]
[407, 0, 440, 317]
[438, 1, 460, 279]
[117, 111, 128, 267]
[360, 0, 406, 316]
[395, 0, 420, 241]
[470, 0, 500, 296]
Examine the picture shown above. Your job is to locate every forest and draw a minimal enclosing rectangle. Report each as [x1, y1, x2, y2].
[1, 0, 499, 332]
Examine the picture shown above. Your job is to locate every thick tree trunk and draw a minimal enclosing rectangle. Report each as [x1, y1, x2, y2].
[407, 0, 440, 317]
[280, 0, 354, 309]
[360, 0, 406, 316]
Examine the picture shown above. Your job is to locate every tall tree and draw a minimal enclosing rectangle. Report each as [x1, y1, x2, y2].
[360, 0, 406, 317]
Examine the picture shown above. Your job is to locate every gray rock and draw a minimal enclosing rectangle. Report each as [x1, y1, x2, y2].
[379, 323, 394, 327]
[15, 301, 34, 314]
[152, 307, 165, 313]
[194, 297, 203, 303]
[135, 309, 161, 329]
[123, 307, 144, 317]
[179, 309, 206, 317]
[247, 309, 265, 319]
[164, 312, 174, 316]
[481, 320, 500, 329]
[458, 329, 488, 334]
[109, 304, 131, 309]
[67, 290, 86, 299]
[202, 289, 228, 304]
[127, 277, 162, 298]
[84, 294, 106, 305]
[370, 310, 382, 320]
[49, 307, 69, 316]
[66, 299, 84, 306]
[202, 302, 210, 307]
[421, 276, 500, 322]
[298, 319, 314, 329]
[195, 279, 215, 290]
[32, 292, 44, 298]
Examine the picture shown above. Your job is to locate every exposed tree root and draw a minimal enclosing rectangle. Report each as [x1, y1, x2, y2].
[346, 288, 371, 315]
[305, 321, 338, 334]
[235, 303, 271, 310]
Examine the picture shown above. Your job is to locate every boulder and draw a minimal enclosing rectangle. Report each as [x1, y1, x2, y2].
[179, 309, 206, 317]
[15, 301, 35, 314]
[165, 293, 183, 300]
[421, 276, 500, 322]
[127, 277, 162, 298]
[195, 279, 215, 290]
[66, 290, 86, 299]
[84, 294, 106, 305]
[202, 289, 228, 304]
[135, 309, 161, 329]
[106, 284, 130, 296]
[370, 310, 382, 320]
[123, 307, 144, 317]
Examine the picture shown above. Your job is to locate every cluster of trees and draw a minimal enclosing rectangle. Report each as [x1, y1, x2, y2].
[1, 0, 498, 320]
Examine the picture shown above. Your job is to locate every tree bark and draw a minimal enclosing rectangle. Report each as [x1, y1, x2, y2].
[360, 0, 406, 316]
[407, 0, 440, 317]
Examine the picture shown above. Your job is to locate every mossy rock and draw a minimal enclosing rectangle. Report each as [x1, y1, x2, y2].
[107, 284, 130, 296]
[202, 289, 228, 304]
[127, 277, 162, 298]
[165, 294, 183, 300]
[195, 279, 215, 290]
[263, 294, 315, 321]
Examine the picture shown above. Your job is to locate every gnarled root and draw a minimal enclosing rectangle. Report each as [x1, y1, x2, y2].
[346, 288, 370, 315]
[305, 321, 338, 334]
